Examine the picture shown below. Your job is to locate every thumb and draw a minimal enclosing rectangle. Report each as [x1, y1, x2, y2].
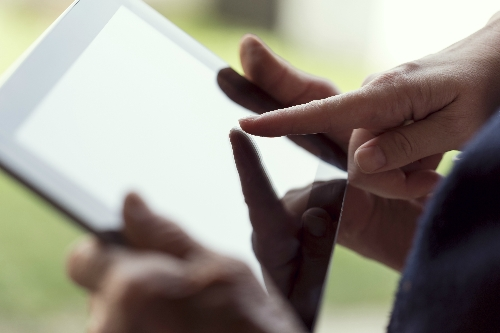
[240, 34, 339, 106]
[349, 128, 442, 199]
[354, 116, 457, 174]
[123, 193, 203, 258]
[288, 208, 337, 330]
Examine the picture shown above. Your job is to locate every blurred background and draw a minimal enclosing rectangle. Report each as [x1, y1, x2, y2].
[0, 0, 498, 332]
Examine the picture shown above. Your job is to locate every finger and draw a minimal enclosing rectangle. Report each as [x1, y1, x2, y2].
[67, 239, 114, 291]
[229, 128, 290, 236]
[238, 67, 457, 139]
[88, 255, 188, 333]
[401, 153, 443, 173]
[230, 129, 299, 296]
[362, 72, 379, 86]
[290, 208, 338, 330]
[123, 193, 204, 258]
[308, 180, 347, 219]
[354, 114, 462, 174]
[349, 129, 441, 199]
[238, 85, 403, 138]
[351, 167, 442, 199]
[88, 295, 122, 333]
[240, 34, 339, 107]
[282, 179, 346, 219]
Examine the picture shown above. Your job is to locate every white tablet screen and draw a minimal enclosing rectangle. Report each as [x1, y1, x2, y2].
[13, 6, 342, 276]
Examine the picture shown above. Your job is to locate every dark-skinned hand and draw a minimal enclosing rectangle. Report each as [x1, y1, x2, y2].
[230, 128, 344, 330]
[67, 194, 307, 333]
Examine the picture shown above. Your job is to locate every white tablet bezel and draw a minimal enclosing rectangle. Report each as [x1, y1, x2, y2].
[0, 0, 228, 241]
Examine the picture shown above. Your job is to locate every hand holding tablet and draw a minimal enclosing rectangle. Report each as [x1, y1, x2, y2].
[0, 0, 346, 331]
[67, 192, 310, 333]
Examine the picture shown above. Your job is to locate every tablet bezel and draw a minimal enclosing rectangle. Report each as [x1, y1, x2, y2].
[0, 0, 229, 239]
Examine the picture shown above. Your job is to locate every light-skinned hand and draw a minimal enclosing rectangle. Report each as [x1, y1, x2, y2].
[239, 13, 500, 199]
[236, 36, 423, 271]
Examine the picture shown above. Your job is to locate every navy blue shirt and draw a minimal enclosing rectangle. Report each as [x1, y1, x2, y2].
[389, 112, 500, 332]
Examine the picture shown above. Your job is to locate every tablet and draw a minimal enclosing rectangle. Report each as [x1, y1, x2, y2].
[0, 0, 346, 329]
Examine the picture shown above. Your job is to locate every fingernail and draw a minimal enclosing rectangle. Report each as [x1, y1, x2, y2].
[238, 115, 260, 123]
[304, 211, 328, 237]
[355, 146, 387, 173]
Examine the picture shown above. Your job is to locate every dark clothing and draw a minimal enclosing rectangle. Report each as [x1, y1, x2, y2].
[389, 112, 500, 333]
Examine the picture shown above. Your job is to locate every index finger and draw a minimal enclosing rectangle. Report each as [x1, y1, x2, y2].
[238, 84, 405, 138]
[240, 68, 443, 137]
[229, 129, 290, 237]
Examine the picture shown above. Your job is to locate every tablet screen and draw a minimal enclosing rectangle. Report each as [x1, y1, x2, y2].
[12, 6, 344, 277]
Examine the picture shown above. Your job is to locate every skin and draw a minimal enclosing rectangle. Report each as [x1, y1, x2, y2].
[231, 128, 421, 274]
[66, 129, 422, 333]
[66, 14, 500, 330]
[230, 128, 343, 330]
[239, 12, 500, 200]
[66, 131, 423, 333]
[68, 194, 307, 333]
[68, 34, 428, 332]
[236, 35, 425, 272]
[66, 184, 421, 333]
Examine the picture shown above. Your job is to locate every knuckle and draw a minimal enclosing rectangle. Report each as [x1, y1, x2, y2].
[397, 61, 422, 74]
[218, 256, 252, 278]
[308, 98, 328, 115]
[365, 70, 415, 123]
[368, 62, 420, 94]
[348, 168, 366, 189]
[318, 98, 335, 132]
[313, 98, 329, 112]
[390, 130, 417, 161]
[106, 266, 152, 302]
[202, 255, 254, 286]
[300, 98, 332, 133]
[370, 71, 404, 88]
[362, 73, 377, 86]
